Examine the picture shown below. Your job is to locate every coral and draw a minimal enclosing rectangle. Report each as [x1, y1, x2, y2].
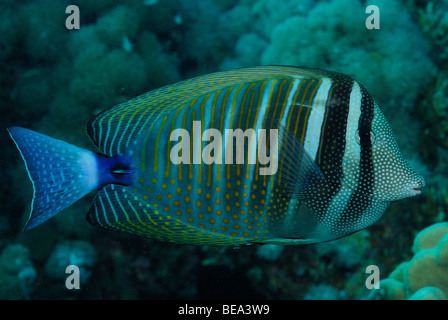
[404, 224, 448, 296]
[419, 2, 448, 60]
[375, 278, 405, 300]
[420, 72, 448, 150]
[20, 0, 69, 64]
[256, 244, 284, 261]
[262, 0, 434, 104]
[0, 244, 36, 299]
[141, 0, 182, 34]
[0, 2, 24, 62]
[220, 32, 267, 69]
[63, 4, 181, 109]
[303, 284, 346, 300]
[94, 5, 141, 48]
[251, 0, 314, 34]
[73, 0, 119, 17]
[408, 287, 448, 300]
[136, 32, 181, 88]
[412, 222, 448, 252]
[177, 0, 232, 74]
[315, 231, 371, 269]
[10, 68, 53, 119]
[68, 23, 149, 108]
[371, 222, 448, 300]
[44, 240, 96, 286]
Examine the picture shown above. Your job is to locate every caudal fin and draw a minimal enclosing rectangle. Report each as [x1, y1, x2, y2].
[8, 127, 100, 231]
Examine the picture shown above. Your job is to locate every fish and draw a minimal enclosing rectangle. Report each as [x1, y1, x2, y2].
[8, 66, 425, 245]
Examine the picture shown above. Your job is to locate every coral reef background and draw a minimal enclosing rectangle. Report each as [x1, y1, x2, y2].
[1, 0, 447, 299]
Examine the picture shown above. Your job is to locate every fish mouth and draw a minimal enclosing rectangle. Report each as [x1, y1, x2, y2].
[408, 179, 425, 197]
[340, 176, 425, 201]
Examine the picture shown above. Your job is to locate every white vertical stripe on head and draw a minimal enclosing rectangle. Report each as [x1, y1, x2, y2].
[345, 81, 363, 148]
[341, 81, 362, 185]
[326, 81, 363, 230]
[303, 78, 332, 160]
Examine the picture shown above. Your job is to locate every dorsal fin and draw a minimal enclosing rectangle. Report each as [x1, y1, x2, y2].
[87, 66, 330, 156]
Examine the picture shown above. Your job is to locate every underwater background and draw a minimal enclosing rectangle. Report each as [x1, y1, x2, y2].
[1, 0, 447, 300]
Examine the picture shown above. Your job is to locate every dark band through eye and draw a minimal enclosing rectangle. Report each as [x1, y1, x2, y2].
[355, 129, 375, 145]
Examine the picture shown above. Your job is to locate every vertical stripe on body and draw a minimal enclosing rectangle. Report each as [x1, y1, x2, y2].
[323, 81, 362, 233]
[334, 82, 376, 235]
[303, 78, 332, 159]
[307, 73, 354, 232]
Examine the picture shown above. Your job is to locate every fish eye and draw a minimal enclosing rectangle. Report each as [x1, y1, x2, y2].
[355, 129, 376, 145]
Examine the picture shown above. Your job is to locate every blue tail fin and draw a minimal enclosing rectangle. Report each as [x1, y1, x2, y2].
[8, 127, 104, 231]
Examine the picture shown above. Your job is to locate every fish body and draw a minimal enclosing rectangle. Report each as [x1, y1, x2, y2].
[8, 66, 424, 245]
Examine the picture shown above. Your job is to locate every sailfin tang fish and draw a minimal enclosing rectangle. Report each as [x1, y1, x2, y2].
[8, 66, 425, 245]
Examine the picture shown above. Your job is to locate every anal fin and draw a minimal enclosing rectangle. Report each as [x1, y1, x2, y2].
[86, 185, 247, 245]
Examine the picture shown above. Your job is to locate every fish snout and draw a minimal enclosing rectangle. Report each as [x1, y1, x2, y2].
[407, 176, 425, 197]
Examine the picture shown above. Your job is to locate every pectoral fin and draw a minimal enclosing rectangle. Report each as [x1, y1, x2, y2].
[272, 120, 328, 200]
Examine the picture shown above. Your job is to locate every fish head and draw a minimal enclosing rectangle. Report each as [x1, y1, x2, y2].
[369, 104, 425, 201]
[342, 103, 425, 202]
